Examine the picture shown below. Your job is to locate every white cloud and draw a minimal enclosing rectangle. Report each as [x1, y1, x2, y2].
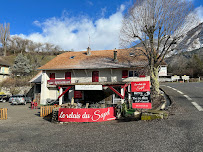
[18, 5, 125, 51]
[195, 5, 203, 22]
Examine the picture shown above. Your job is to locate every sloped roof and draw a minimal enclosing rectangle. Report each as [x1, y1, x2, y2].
[29, 71, 42, 83]
[38, 48, 148, 70]
[0, 57, 11, 67]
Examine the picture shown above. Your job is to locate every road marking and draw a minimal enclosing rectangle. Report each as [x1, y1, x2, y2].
[183, 95, 192, 100]
[166, 85, 192, 100]
[191, 102, 203, 111]
[176, 90, 184, 94]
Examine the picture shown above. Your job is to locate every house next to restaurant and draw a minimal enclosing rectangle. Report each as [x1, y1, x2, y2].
[31, 47, 153, 105]
[0, 57, 11, 81]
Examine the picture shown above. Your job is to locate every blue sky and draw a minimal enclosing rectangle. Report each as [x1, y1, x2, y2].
[0, 0, 203, 51]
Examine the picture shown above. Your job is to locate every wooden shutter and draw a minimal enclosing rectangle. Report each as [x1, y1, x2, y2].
[65, 72, 71, 80]
[92, 71, 99, 82]
[50, 73, 55, 80]
[122, 70, 128, 78]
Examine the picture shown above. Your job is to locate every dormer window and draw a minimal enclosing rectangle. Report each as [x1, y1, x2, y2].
[129, 53, 135, 57]
[70, 56, 75, 59]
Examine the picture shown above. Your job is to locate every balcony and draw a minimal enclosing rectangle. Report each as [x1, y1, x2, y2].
[47, 79, 71, 85]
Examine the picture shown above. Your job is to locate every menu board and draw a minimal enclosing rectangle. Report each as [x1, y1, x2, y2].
[131, 91, 152, 109]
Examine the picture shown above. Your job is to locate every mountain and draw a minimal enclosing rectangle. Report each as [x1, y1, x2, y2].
[175, 22, 203, 52]
[134, 22, 203, 53]
[165, 47, 203, 65]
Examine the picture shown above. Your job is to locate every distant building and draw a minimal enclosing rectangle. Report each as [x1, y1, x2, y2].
[159, 65, 167, 77]
[0, 57, 11, 81]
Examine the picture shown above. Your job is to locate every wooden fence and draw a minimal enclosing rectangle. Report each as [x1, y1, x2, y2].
[0, 108, 7, 120]
[40, 105, 60, 117]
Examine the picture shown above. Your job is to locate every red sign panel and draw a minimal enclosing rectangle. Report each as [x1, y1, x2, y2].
[131, 81, 150, 92]
[74, 91, 82, 99]
[58, 107, 116, 122]
[132, 103, 152, 109]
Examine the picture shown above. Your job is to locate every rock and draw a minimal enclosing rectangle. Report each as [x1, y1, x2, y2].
[160, 102, 166, 110]
[141, 113, 163, 120]
[134, 111, 141, 119]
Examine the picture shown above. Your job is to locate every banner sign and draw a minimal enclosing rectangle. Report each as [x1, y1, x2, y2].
[58, 107, 116, 122]
[131, 81, 150, 92]
[75, 85, 103, 90]
[47, 79, 71, 85]
[132, 92, 152, 109]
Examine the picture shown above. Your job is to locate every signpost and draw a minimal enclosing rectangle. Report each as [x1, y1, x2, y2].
[131, 81, 152, 109]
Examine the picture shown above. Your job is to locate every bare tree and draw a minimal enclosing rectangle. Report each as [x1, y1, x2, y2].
[8, 36, 29, 54]
[120, 0, 199, 100]
[0, 23, 10, 56]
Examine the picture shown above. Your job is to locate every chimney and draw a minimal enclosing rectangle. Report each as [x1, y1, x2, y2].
[87, 47, 91, 56]
[113, 48, 118, 62]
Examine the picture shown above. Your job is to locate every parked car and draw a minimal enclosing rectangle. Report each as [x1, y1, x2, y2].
[0, 95, 10, 102]
[9, 95, 32, 105]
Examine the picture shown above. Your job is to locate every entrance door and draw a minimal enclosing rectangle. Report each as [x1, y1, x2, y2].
[92, 71, 99, 82]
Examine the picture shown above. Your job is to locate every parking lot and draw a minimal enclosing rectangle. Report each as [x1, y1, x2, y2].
[0, 92, 203, 152]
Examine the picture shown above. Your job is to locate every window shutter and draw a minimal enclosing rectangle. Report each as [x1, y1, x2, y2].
[122, 70, 128, 78]
[65, 72, 71, 80]
[50, 73, 55, 80]
[92, 71, 99, 82]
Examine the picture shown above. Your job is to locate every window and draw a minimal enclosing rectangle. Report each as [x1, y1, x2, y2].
[129, 71, 133, 77]
[92, 71, 99, 82]
[129, 70, 139, 77]
[50, 73, 55, 80]
[69, 56, 75, 59]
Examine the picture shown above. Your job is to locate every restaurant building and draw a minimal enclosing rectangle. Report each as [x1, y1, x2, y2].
[32, 47, 150, 106]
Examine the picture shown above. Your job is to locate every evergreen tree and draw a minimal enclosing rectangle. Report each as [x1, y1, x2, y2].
[11, 53, 32, 76]
[187, 54, 203, 77]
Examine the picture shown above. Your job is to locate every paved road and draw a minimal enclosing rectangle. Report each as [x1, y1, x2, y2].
[164, 82, 203, 111]
[0, 82, 203, 152]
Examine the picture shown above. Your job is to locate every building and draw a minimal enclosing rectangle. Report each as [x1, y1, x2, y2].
[0, 57, 11, 81]
[31, 48, 151, 105]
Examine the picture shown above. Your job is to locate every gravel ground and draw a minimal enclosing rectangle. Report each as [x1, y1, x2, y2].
[0, 85, 203, 152]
